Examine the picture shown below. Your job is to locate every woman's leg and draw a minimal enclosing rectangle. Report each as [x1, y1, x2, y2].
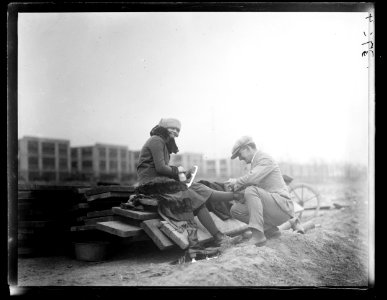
[194, 205, 223, 239]
[208, 190, 242, 203]
[194, 205, 243, 247]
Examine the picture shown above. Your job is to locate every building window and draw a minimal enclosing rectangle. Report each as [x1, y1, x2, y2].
[58, 143, 68, 157]
[71, 148, 78, 158]
[82, 160, 93, 170]
[207, 161, 215, 167]
[42, 157, 55, 170]
[59, 172, 70, 181]
[59, 158, 68, 170]
[41, 171, 56, 181]
[99, 160, 106, 171]
[110, 160, 118, 171]
[81, 147, 93, 157]
[98, 147, 106, 158]
[27, 141, 39, 154]
[28, 171, 40, 181]
[109, 149, 118, 159]
[120, 149, 127, 159]
[71, 161, 78, 169]
[121, 161, 127, 171]
[28, 156, 39, 170]
[42, 142, 55, 155]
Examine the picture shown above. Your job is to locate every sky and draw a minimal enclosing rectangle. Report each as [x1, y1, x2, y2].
[17, 11, 373, 165]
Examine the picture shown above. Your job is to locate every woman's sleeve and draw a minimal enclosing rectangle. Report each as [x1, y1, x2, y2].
[149, 138, 179, 179]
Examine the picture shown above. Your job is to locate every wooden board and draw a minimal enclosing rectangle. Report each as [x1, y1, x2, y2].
[87, 209, 114, 218]
[112, 207, 159, 220]
[19, 221, 56, 228]
[18, 202, 34, 210]
[85, 186, 135, 196]
[17, 191, 36, 200]
[305, 205, 331, 210]
[84, 216, 117, 225]
[18, 184, 88, 191]
[73, 203, 89, 210]
[140, 219, 175, 251]
[76, 187, 92, 194]
[119, 233, 151, 244]
[95, 220, 143, 238]
[159, 212, 248, 250]
[86, 192, 132, 202]
[209, 212, 249, 236]
[88, 200, 123, 209]
[18, 246, 36, 256]
[160, 221, 212, 249]
[70, 224, 97, 232]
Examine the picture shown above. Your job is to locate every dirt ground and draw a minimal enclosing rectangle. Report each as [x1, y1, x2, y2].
[13, 178, 372, 289]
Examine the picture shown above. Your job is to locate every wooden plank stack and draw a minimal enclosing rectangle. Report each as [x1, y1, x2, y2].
[69, 185, 136, 236]
[17, 183, 90, 257]
[16, 183, 250, 257]
[93, 203, 248, 251]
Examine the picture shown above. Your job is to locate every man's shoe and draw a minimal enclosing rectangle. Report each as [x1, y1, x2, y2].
[289, 217, 305, 234]
[255, 240, 267, 247]
[242, 230, 253, 240]
[214, 234, 243, 247]
[264, 227, 281, 239]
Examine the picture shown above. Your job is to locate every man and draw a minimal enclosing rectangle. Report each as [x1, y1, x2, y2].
[226, 136, 299, 247]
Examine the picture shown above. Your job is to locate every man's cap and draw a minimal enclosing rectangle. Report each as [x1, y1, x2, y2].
[231, 136, 254, 159]
[158, 118, 181, 131]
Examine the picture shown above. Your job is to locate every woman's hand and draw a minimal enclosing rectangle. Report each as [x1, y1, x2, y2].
[177, 166, 186, 173]
[177, 166, 187, 182]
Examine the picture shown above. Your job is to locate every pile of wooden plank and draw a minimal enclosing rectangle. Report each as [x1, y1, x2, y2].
[17, 183, 90, 257]
[16, 183, 250, 257]
[89, 198, 249, 251]
[69, 185, 138, 242]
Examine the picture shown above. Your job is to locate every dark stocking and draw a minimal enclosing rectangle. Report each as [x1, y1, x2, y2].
[194, 205, 223, 238]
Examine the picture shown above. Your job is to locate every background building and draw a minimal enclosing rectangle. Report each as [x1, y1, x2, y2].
[201, 158, 246, 181]
[128, 150, 141, 174]
[18, 136, 71, 182]
[71, 143, 137, 182]
[18, 136, 366, 184]
[170, 152, 205, 177]
[170, 152, 246, 181]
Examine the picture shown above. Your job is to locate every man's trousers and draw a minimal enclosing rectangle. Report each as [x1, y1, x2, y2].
[230, 186, 295, 232]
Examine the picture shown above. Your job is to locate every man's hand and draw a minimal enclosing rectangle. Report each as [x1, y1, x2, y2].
[233, 191, 245, 204]
[224, 178, 237, 191]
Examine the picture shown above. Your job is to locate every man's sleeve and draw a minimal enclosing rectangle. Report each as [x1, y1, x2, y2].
[234, 158, 276, 191]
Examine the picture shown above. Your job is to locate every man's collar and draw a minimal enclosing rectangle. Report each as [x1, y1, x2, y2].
[250, 150, 259, 165]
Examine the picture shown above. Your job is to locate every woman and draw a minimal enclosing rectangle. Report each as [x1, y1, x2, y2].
[136, 118, 243, 247]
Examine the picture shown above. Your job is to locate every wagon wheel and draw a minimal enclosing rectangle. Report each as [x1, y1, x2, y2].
[288, 183, 321, 221]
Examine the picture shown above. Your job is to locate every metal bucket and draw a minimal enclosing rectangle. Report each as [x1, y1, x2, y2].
[74, 241, 109, 262]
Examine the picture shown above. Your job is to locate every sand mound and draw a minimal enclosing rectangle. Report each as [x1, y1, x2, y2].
[143, 229, 367, 286]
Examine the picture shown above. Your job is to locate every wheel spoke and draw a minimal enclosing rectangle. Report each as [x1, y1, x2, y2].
[303, 194, 318, 203]
[291, 190, 303, 204]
